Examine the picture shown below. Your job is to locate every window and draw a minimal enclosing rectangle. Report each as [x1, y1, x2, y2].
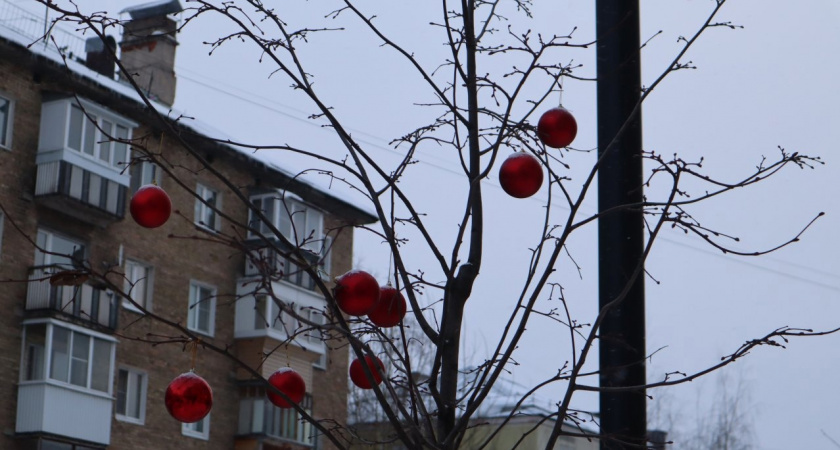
[130, 159, 160, 193]
[21, 321, 114, 394]
[116, 367, 147, 424]
[34, 229, 85, 269]
[182, 414, 210, 440]
[195, 183, 220, 231]
[188, 282, 216, 336]
[68, 104, 130, 169]
[123, 260, 153, 313]
[249, 195, 323, 251]
[0, 94, 13, 150]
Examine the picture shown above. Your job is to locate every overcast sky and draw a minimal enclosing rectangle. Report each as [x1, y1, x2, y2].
[16, 0, 840, 448]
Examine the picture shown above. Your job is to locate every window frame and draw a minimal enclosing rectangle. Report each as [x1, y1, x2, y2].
[195, 183, 221, 232]
[34, 228, 86, 269]
[182, 413, 210, 440]
[123, 259, 153, 313]
[0, 92, 14, 150]
[130, 159, 161, 194]
[115, 366, 148, 425]
[67, 103, 131, 170]
[248, 194, 324, 249]
[19, 318, 116, 395]
[187, 281, 217, 337]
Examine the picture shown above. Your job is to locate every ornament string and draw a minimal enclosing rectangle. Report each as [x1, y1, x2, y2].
[555, 75, 565, 107]
[190, 338, 200, 371]
[153, 132, 164, 185]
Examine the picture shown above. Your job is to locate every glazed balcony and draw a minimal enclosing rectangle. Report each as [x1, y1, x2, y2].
[26, 266, 118, 330]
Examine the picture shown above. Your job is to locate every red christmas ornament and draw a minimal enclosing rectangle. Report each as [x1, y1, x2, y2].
[267, 367, 306, 408]
[537, 107, 578, 149]
[499, 152, 543, 198]
[349, 355, 385, 389]
[334, 270, 380, 316]
[368, 285, 407, 328]
[164, 371, 213, 423]
[130, 184, 172, 228]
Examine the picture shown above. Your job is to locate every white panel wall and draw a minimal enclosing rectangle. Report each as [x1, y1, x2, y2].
[16, 382, 113, 445]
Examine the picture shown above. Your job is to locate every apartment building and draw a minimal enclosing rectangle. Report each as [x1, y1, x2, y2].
[0, 1, 375, 449]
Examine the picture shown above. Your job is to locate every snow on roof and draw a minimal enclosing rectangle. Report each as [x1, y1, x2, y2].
[0, 6, 376, 220]
[120, 0, 182, 20]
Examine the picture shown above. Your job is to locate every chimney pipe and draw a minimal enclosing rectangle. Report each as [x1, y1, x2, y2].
[85, 35, 117, 78]
[118, 0, 182, 106]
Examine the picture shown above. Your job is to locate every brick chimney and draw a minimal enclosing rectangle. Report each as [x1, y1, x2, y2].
[119, 0, 183, 106]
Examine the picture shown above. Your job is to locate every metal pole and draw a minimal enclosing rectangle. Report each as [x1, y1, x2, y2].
[595, 1, 646, 449]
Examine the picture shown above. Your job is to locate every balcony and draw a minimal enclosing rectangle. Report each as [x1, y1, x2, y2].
[234, 282, 325, 352]
[16, 381, 113, 445]
[26, 266, 118, 330]
[237, 387, 315, 448]
[34, 97, 135, 226]
[34, 159, 127, 224]
[17, 319, 116, 446]
[244, 245, 322, 291]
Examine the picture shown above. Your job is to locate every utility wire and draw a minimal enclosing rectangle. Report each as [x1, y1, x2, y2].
[175, 69, 840, 292]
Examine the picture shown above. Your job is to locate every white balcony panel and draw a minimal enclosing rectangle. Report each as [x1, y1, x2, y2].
[16, 382, 113, 445]
[234, 282, 326, 355]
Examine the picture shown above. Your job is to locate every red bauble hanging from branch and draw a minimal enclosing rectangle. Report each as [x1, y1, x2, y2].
[537, 107, 578, 149]
[349, 355, 385, 389]
[266, 367, 306, 408]
[164, 371, 213, 423]
[130, 184, 172, 228]
[334, 270, 380, 316]
[499, 152, 544, 199]
[368, 285, 407, 328]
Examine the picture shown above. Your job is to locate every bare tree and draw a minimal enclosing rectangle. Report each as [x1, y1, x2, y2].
[650, 370, 755, 450]
[8, 0, 836, 449]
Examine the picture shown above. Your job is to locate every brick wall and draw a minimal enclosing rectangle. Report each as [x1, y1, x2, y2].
[0, 46, 360, 449]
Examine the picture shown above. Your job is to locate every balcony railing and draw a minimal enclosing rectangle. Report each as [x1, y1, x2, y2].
[245, 244, 323, 291]
[238, 388, 315, 446]
[35, 159, 127, 221]
[26, 266, 118, 329]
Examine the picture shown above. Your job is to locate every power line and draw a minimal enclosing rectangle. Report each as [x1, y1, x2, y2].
[175, 68, 840, 293]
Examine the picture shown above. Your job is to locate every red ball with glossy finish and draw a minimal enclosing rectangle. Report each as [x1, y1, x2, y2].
[165, 372, 213, 423]
[130, 184, 172, 228]
[499, 152, 543, 198]
[349, 355, 385, 389]
[334, 270, 380, 316]
[267, 367, 306, 408]
[537, 107, 578, 149]
[368, 285, 407, 328]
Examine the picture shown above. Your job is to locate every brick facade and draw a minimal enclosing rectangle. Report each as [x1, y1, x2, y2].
[0, 7, 371, 449]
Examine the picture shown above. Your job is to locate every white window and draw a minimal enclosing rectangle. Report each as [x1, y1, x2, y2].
[248, 195, 324, 250]
[123, 260, 153, 313]
[0, 93, 13, 150]
[21, 321, 115, 394]
[67, 104, 130, 169]
[182, 414, 210, 440]
[130, 159, 160, 193]
[194, 183, 220, 231]
[34, 229, 85, 269]
[115, 367, 147, 425]
[188, 282, 216, 336]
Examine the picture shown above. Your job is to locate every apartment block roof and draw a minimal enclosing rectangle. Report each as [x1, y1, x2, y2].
[0, 3, 377, 224]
